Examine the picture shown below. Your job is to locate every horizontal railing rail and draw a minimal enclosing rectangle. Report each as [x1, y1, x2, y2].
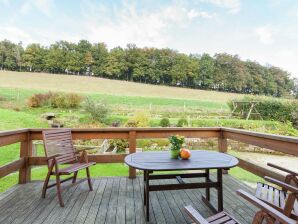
[0, 127, 297, 185]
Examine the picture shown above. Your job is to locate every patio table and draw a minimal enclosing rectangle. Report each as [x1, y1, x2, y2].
[124, 150, 239, 221]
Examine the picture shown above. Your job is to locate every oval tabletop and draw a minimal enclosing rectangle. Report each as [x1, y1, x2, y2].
[124, 150, 239, 171]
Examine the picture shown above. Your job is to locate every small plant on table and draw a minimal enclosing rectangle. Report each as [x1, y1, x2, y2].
[168, 135, 185, 159]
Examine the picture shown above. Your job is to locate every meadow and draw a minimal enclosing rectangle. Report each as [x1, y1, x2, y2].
[0, 71, 297, 192]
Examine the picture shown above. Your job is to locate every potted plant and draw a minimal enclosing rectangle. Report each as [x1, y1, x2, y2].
[168, 135, 185, 159]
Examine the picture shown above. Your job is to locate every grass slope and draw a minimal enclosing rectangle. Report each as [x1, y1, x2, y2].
[0, 71, 243, 102]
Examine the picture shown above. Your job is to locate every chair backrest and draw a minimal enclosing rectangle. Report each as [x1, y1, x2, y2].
[43, 129, 77, 166]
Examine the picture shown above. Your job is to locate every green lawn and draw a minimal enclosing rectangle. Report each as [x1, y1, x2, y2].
[0, 87, 228, 111]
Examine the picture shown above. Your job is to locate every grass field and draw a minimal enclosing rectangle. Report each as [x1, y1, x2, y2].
[0, 71, 243, 102]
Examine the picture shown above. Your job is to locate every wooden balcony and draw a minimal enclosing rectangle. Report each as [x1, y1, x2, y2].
[0, 127, 297, 223]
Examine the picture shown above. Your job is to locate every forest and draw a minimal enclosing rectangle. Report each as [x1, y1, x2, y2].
[0, 39, 297, 97]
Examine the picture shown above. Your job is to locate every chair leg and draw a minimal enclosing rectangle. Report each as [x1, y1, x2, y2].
[86, 167, 93, 191]
[72, 171, 78, 184]
[42, 170, 51, 198]
[56, 174, 64, 207]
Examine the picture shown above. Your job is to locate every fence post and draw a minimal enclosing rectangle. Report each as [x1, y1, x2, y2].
[129, 131, 136, 178]
[218, 130, 228, 174]
[19, 132, 32, 184]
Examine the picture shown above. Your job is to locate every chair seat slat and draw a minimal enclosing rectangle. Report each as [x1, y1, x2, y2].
[210, 215, 231, 224]
[255, 183, 263, 198]
[206, 212, 226, 222]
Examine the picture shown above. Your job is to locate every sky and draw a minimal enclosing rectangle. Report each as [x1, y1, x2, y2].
[0, 0, 298, 78]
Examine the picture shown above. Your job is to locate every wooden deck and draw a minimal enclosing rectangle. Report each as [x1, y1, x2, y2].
[0, 174, 259, 224]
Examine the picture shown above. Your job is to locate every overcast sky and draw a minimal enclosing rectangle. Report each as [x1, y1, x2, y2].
[0, 0, 298, 78]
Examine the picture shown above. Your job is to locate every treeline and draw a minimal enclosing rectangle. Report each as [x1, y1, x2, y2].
[0, 39, 296, 97]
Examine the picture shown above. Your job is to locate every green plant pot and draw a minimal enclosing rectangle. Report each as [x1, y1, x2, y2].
[170, 149, 180, 159]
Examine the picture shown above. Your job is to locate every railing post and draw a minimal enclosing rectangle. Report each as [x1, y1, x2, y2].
[129, 131, 136, 178]
[218, 130, 228, 174]
[19, 132, 32, 184]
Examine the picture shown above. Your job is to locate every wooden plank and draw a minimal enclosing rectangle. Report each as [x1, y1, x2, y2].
[136, 130, 219, 139]
[155, 188, 176, 223]
[83, 178, 107, 224]
[105, 178, 121, 223]
[223, 130, 298, 156]
[0, 183, 39, 223]
[10, 183, 53, 224]
[136, 176, 157, 224]
[22, 185, 59, 224]
[94, 178, 114, 223]
[125, 178, 135, 224]
[132, 177, 146, 224]
[116, 177, 127, 224]
[236, 157, 285, 182]
[129, 131, 136, 178]
[28, 154, 127, 166]
[38, 183, 80, 224]
[62, 182, 93, 224]
[31, 181, 80, 224]
[0, 159, 24, 178]
[49, 181, 87, 224]
[19, 138, 31, 184]
[72, 180, 100, 224]
[0, 132, 27, 147]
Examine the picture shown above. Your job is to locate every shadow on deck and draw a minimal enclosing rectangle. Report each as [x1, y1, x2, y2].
[0, 174, 258, 224]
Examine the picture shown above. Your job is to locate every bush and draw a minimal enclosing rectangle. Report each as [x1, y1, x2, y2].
[125, 119, 138, 127]
[177, 118, 188, 127]
[134, 111, 151, 127]
[228, 96, 298, 125]
[109, 139, 129, 153]
[84, 97, 110, 123]
[160, 118, 170, 127]
[0, 95, 6, 101]
[27, 92, 53, 107]
[51, 92, 83, 108]
[27, 92, 83, 108]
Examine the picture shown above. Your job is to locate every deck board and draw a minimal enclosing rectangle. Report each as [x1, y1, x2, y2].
[0, 175, 257, 224]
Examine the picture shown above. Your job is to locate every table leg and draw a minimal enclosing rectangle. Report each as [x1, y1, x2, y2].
[217, 168, 223, 212]
[145, 170, 150, 221]
[143, 171, 146, 206]
[205, 169, 210, 201]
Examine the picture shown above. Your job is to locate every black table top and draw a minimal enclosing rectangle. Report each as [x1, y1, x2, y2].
[124, 150, 239, 171]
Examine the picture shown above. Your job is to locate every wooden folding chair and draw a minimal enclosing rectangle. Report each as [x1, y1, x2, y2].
[255, 163, 298, 219]
[185, 189, 296, 224]
[42, 129, 96, 207]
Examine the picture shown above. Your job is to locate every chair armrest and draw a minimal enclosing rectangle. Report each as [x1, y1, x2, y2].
[264, 176, 298, 193]
[267, 163, 298, 176]
[184, 205, 209, 224]
[236, 190, 296, 224]
[46, 154, 61, 161]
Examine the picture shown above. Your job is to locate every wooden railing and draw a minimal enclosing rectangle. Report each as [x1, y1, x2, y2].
[0, 127, 297, 185]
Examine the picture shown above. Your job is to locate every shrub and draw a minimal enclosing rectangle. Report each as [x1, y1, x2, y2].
[160, 118, 170, 127]
[84, 97, 110, 123]
[0, 95, 6, 101]
[51, 93, 83, 108]
[27, 92, 53, 107]
[228, 96, 298, 124]
[27, 92, 83, 108]
[132, 111, 151, 127]
[177, 118, 188, 127]
[109, 139, 129, 153]
[125, 119, 138, 127]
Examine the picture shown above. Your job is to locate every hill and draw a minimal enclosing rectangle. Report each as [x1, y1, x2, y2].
[0, 71, 243, 102]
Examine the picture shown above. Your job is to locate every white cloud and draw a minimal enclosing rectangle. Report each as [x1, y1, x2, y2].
[200, 0, 241, 14]
[20, 0, 53, 17]
[79, 2, 214, 48]
[254, 26, 274, 45]
[0, 26, 33, 44]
